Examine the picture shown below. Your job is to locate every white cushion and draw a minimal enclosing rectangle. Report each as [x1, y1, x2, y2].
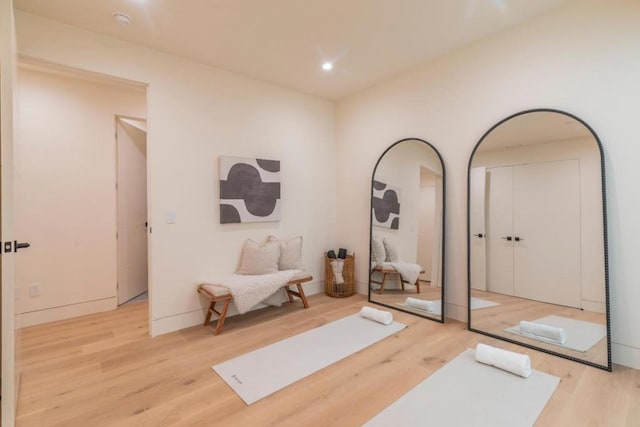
[237, 239, 280, 275]
[268, 235, 304, 270]
[383, 238, 399, 262]
[371, 236, 387, 264]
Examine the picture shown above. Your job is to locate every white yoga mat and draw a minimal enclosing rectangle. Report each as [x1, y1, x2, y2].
[471, 297, 501, 309]
[396, 297, 499, 315]
[505, 315, 606, 353]
[365, 348, 559, 427]
[212, 313, 406, 404]
[396, 300, 442, 316]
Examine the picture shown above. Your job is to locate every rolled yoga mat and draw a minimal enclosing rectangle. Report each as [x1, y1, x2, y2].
[520, 321, 567, 344]
[360, 306, 393, 325]
[475, 343, 532, 378]
[405, 297, 436, 312]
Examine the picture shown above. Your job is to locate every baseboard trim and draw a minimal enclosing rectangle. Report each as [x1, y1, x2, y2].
[17, 297, 117, 327]
[443, 302, 466, 322]
[612, 342, 640, 369]
[151, 280, 325, 337]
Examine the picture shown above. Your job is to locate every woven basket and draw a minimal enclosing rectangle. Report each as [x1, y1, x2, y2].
[324, 253, 355, 298]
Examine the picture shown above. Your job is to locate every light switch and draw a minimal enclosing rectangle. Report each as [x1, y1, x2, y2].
[166, 210, 176, 224]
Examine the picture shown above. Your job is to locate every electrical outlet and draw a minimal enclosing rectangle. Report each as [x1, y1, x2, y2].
[29, 284, 41, 297]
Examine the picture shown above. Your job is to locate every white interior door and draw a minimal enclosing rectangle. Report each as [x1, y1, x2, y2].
[117, 118, 148, 304]
[1, 75, 18, 426]
[417, 167, 436, 282]
[469, 167, 487, 291]
[513, 160, 581, 307]
[486, 166, 514, 296]
[430, 174, 443, 288]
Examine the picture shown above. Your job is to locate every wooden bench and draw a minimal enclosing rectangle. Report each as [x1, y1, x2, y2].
[197, 272, 313, 335]
[371, 264, 425, 294]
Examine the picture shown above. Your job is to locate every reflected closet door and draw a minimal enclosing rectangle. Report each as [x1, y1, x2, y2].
[486, 166, 514, 296]
[514, 159, 581, 307]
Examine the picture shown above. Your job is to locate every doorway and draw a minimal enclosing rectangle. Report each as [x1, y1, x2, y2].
[116, 117, 148, 305]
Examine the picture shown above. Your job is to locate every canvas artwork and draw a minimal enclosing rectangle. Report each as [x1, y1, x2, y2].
[372, 180, 400, 229]
[219, 156, 281, 224]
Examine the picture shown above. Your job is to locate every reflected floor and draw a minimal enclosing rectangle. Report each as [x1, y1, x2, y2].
[370, 284, 443, 319]
[470, 289, 607, 366]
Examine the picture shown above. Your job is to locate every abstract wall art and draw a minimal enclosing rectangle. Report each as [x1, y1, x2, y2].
[219, 156, 281, 224]
[372, 180, 400, 229]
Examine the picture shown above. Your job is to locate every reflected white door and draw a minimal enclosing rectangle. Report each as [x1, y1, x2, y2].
[486, 166, 514, 296]
[469, 167, 487, 291]
[116, 118, 148, 304]
[514, 160, 581, 307]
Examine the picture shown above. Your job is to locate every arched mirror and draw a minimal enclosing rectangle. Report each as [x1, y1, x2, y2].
[467, 109, 611, 371]
[369, 138, 445, 323]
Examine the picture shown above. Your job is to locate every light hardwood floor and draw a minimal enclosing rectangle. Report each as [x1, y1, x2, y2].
[16, 294, 640, 426]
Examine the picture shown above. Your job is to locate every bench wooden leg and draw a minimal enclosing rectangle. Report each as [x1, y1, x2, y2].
[296, 283, 310, 308]
[215, 298, 231, 335]
[415, 279, 421, 294]
[378, 273, 388, 294]
[285, 283, 310, 309]
[202, 296, 232, 335]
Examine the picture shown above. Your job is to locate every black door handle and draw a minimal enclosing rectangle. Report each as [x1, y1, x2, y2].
[501, 236, 513, 241]
[514, 236, 524, 242]
[473, 233, 484, 238]
[15, 241, 31, 252]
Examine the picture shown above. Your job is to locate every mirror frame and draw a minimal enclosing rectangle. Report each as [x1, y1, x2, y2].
[368, 137, 446, 323]
[466, 108, 611, 371]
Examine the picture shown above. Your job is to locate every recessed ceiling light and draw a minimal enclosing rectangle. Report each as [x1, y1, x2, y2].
[112, 12, 133, 26]
[322, 62, 333, 71]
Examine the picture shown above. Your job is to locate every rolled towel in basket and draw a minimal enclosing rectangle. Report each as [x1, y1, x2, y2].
[405, 297, 435, 312]
[519, 321, 567, 344]
[475, 343, 532, 378]
[360, 307, 393, 325]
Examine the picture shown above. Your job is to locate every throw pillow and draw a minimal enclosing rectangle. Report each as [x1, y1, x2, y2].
[237, 239, 280, 275]
[371, 236, 386, 264]
[268, 235, 304, 270]
[383, 238, 399, 262]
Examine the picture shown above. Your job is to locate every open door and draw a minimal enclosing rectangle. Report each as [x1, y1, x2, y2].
[116, 117, 148, 305]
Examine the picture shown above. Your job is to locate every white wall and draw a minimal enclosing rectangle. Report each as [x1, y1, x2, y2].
[474, 137, 605, 312]
[336, 0, 640, 368]
[15, 68, 147, 326]
[14, 11, 337, 336]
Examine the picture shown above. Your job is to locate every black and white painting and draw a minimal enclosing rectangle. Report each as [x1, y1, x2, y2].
[219, 156, 281, 224]
[372, 180, 400, 229]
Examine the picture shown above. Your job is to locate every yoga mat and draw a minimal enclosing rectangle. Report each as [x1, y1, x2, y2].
[396, 298, 498, 315]
[365, 348, 559, 427]
[471, 297, 501, 309]
[213, 313, 406, 404]
[396, 300, 442, 316]
[505, 314, 606, 353]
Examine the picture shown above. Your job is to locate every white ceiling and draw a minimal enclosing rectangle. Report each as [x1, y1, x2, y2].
[477, 111, 594, 152]
[14, 0, 570, 100]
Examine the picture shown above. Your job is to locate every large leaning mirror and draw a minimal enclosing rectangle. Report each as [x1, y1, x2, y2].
[467, 109, 611, 371]
[369, 138, 445, 323]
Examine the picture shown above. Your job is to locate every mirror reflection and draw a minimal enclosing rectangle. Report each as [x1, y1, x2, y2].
[468, 110, 610, 370]
[369, 138, 445, 322]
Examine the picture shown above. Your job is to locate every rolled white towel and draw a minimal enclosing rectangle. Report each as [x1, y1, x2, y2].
[405, 297, 435, 312]
[360, 307, 393, 325]
[475, 343, 532, 378]
[519, 321, 567, 344]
